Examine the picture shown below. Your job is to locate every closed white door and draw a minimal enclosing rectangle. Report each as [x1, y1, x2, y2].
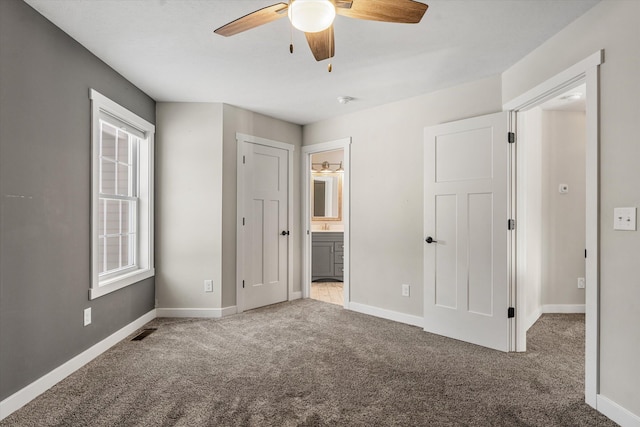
[242, 142, 289, 311]
[424, 112, 511, 352]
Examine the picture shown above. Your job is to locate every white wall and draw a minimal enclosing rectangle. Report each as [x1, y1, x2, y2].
[221, 104, 303, 307]
[155, 103, 224, 310]
[303, 76, 503, 316]
[541, 110, 586, 307]
[502, 0, 640, 418]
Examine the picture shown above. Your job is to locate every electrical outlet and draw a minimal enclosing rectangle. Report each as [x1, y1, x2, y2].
[84, 307, 92, 326]
[204, 280, 213, 292]
[402, 284, 410, 297]
[577, 277, 585, 289]
[613, 207, 637, 231]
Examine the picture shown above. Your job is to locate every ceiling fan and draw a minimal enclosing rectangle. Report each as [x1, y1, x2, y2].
[214, 0, 428, 69]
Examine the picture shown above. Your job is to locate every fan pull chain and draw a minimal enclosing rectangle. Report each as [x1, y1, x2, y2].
[328, 25, 334, 72]
[289, 0, 294, 54]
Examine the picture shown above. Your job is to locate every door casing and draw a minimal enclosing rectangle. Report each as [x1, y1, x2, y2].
[503, 50, 603, 408]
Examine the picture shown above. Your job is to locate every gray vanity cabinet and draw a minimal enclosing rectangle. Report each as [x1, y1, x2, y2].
[312, 232, 344, 282]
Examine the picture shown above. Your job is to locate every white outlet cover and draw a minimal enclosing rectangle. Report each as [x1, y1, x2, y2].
[401, 284, 410, 297]
[613, 207, 637, 231]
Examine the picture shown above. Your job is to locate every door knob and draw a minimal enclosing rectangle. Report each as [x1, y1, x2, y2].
[425, 236, 438, 244]
[281, 230, 290, 236]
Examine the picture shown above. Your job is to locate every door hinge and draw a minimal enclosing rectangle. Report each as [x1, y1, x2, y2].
[243, 155, 246, 164]
[242, 280, 245, 289]
[508, 219, 515, 230]
[508, 132, 515, 143]
[508, 307, 515, 318]
[585, 249, 587, 258]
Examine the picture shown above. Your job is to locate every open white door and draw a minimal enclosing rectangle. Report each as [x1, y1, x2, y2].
[240, 140, 289, 311]
[424, 112, 511, 352]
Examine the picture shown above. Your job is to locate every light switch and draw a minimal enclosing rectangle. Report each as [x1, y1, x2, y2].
[613, 207, 636, 231]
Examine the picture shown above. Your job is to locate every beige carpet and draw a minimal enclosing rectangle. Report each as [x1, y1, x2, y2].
[1, 300, 616, 426]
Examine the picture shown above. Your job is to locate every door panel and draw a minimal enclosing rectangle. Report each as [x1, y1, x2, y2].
[435, 194, 457, 309]
[424, 112, 510, 352]
[468, 193, 493, 316]
[243, 142, 288, 311]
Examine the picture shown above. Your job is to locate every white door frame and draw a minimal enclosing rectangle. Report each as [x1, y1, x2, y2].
[503, 50, 603, 408]
[301, 138, 351, 307]
[236, 133, 295, 313]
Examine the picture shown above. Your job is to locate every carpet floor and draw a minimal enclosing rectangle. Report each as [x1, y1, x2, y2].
[1, 299, 616, 426]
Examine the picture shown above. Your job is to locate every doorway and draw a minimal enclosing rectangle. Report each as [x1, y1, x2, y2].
[302, 138, 351, 308]
[505, 50, 602, 408]
[518, 85, 587, 336]
[236, 134, 295, 313]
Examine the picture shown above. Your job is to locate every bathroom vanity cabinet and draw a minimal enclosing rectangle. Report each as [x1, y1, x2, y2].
[312, 232, 344, 282]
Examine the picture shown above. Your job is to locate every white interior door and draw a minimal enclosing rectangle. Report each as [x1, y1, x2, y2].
[424, 112, 511, 352]
[242, 141, 289, 311]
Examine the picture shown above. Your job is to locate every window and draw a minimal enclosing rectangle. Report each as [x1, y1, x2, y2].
[90, 89, 154, 299]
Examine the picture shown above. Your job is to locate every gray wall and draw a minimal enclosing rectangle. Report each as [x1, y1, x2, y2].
[0, 0, 156, 401]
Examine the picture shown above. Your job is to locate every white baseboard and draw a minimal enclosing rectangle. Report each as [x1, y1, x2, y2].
[542, 304, 585, 314]
[348, 302, 424, 328]
[598, 394, 640, 427]
[0, 309, 157, 421]
[156, 306, 237, 318]
[525, 307, 542, 331]
[290, 291, 302, 300]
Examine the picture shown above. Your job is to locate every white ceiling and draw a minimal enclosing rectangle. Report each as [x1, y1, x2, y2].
[23, 0, 599, 125]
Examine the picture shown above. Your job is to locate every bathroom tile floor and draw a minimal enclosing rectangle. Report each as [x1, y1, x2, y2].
[311, 282, 343, 306]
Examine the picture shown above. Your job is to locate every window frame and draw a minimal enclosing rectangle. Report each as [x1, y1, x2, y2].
[90, 89, 155, 300]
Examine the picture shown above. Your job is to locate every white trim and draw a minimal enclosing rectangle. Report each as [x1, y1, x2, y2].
[89, 269, 154, 300]
[503, 50, 603, 111]
[597, 395, 640, 427]
[525, 307, 542, 332]
[156, 307, 237, 318]
[583, 62, 600, 410]
[504, 50, 602, 409]
[290, 291, 302, 300]
[89, 89, 155, 132]
[0, 309, 156, 421]
[89, 89, 155, 300]
[301, 138, 352, 307]
[236, 133, 295, 313]
[542, 304, 585, 314]
[349, 302, 424, 328]
[236, 133, 295, 153]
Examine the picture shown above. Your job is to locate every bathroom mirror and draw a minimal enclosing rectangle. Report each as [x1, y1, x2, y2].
[312, 173, 342, 221]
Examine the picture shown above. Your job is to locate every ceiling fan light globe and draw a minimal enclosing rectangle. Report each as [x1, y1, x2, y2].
[288, 0, 336, 33]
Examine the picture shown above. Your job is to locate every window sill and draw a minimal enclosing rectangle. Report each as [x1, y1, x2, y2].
[90, 268, 154, 300]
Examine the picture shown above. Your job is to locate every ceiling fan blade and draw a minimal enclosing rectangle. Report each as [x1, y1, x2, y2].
[305, 26, 335, 61]
[214, 3, 289, 37]
[336, 0, 428, 24]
